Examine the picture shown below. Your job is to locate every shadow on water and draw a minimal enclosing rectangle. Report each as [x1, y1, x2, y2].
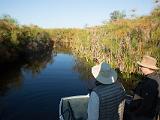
[0, 63, 22, 96]
[0, 49, 54, 96]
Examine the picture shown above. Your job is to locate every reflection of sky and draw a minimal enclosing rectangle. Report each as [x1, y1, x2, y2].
[0, 0, 155, 28]
[0, 53, 89, 120]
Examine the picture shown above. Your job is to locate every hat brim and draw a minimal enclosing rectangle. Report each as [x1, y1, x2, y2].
[137, 61, 159, 70]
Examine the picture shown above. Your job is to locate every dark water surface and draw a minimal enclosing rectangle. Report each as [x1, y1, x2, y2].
[0, 51, 92, 120]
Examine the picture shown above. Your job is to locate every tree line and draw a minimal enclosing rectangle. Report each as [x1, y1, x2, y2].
[0, 15, 53, 63]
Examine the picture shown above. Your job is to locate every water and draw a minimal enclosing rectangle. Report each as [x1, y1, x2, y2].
[0, 51, 93, 120]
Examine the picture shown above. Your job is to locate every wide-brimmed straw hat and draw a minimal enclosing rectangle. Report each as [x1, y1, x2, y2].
[91, 62, 117, 84]
[137, 55, 159, 70]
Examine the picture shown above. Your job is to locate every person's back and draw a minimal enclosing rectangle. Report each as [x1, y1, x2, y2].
[93, 81, 126, 120]
[87, 62, 126, 120]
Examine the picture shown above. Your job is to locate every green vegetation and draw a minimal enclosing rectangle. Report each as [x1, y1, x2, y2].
[110, 10, 126, 21]
[0, 15, 53, 63]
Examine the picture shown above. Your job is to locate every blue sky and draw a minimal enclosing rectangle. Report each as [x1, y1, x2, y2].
[0, 0, 155, 28]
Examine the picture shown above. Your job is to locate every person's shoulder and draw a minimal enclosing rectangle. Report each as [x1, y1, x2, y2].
[90, 91, 99, 101]
[91, 91, 97, 95]
[142, 75, 159, 93]
[147, 72, 160, 80]
[146, 75, 159, 87]
[90, 91, 99, 97]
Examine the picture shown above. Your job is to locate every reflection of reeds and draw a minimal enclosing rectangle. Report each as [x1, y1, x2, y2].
[22, 49, 54, 76]
[0, 63, 22, 96]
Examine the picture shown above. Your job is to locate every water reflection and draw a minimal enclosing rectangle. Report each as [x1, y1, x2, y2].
[73, 58, 97, 91]
[0, 49, 55, 96]
[0, 43, 73, 97]
[0, 64, 22, 96]
[0, 46, 90, 120]
[22, 50, 54, 76]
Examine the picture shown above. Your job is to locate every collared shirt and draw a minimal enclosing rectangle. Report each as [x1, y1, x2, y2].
[87, 91, 99, 120]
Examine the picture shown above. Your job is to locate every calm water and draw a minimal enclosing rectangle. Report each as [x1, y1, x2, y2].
[0, 51, 93, 120]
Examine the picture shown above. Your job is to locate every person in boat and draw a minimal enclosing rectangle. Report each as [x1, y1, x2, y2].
[87, 62, 126, 120]
[124, 55, 160, 120]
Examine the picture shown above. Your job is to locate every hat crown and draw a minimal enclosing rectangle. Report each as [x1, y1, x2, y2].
[91, 62, 117, 84]
[100, 63, 112, 78]
[101, 62, 111, 71]
[137, 55, 159, 70]
[141, 56, 157, 66]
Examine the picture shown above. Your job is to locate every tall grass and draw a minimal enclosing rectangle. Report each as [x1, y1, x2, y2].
[48, 7, 160, 80]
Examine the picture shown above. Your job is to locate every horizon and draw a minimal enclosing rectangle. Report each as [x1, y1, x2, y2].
[0, 0, 155, 28]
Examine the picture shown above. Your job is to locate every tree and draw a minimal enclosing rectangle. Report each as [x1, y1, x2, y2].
[0, 14, 18, 25]
[130, 9, 137, 18]
[154, 0, 160, 3]
[110, 10, 126, 21]
[153, 0, 160, 8]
